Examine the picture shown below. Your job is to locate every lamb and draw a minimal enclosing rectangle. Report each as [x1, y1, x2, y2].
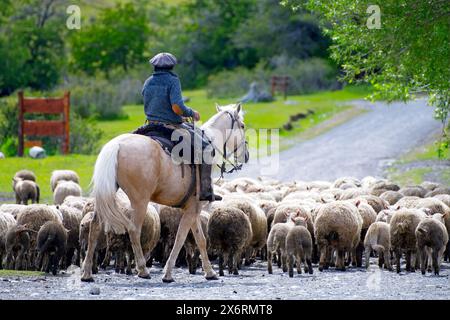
[207, 206, 252, 276]
[53, 180, 82, 205]
[50, 170, 80, 192]
[13, 178, 40, 205]
[364, 222, 392, 270]
[285, 216, 313, 276]
[399, 186, 427, 198]
[0, 211, 17, 269]
[267, 221, 292, 274]
[314, 201, 362, 271]
[354, 200, 377, 267]
[415, 215, 449, 275]
[389, 209, 426, 273]
[379, 191, 403, 205]
[79, 211, 107, 273]
[223, 199, 267, 265]
[425, 187, 450, 197]
[58, 205, 83, 268]
[14, 170, 36, 182]
[5, 225, 32, 270]
[36, 221, 68, 275]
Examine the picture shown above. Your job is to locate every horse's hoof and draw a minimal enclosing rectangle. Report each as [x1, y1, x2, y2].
[206, 275, 219, 281]
[138, 273, 151, 279]
[81, 277, 94, 283]
[162, 278, 174, 283]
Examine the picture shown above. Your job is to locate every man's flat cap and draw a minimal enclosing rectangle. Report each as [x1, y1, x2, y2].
[149, 52, 177, 68]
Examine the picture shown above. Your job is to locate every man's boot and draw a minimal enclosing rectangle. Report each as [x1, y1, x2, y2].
[198, 164, 222, 201]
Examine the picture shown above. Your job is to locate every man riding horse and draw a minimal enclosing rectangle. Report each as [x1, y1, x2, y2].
[142, 52, 222, 202]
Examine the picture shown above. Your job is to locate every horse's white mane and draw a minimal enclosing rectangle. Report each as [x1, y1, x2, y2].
[202, 103, 244, 129]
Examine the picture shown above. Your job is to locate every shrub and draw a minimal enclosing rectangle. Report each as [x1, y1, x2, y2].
[206, 57, 340, 99]
[69, 113, 103, 154]
[0, 96, 18, 156]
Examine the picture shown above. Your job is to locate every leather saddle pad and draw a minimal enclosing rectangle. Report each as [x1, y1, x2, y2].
[132, 124, 175, 154]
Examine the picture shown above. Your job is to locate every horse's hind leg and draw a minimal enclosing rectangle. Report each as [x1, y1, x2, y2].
[190, 215, 218, 280]
[81, 213, 102, 282]
[127, 202, 150, 279]
[162, 200, 198, 283]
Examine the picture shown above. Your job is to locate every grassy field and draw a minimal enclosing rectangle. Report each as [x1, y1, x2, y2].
[0, 86, 370, 203]
[387, 138, 450, 186]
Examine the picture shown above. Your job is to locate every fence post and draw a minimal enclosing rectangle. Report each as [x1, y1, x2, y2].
[18, 91, 24, 157]
[63, 91, 70, 154]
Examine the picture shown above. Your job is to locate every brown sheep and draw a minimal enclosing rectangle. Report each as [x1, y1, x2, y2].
[13, 178, 40, 205]
[355, 195, 389, 214]
[5, 225, 32, 270]
[415, 215, 449, 275]
[267, 222, 292, 274]
[58, 205, 83, 268]
[390, 209, 426, 273]
[0, 211, 17, 269]
[370, 181, 400, 196]
[14, 170, 36, 182]
[36, 221, 68, 275]
[208, 206, 252, 276]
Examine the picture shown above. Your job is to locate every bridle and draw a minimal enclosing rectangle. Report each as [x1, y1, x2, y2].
[210, 110, 248, 178]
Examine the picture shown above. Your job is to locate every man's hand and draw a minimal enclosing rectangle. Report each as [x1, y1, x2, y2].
[192, 110, 200, 121]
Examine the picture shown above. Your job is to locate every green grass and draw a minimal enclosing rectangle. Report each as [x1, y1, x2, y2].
[0, 270, 45, 277]
[387, 167, 434, 186]
[0, 86, 370, 203]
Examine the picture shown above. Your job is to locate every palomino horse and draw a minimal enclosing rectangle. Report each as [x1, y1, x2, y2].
[81, 103, 248, 282]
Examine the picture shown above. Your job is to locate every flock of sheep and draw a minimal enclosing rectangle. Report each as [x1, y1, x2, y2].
[1, 170, 450, 280]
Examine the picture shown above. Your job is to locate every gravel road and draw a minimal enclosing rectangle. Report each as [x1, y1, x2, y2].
[1, 259, 449, 300]
[234, 98, 441, 181]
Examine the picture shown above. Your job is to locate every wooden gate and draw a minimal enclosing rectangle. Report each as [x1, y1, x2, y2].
[271, 76, 290, 100]
[18, 91, 70, 156]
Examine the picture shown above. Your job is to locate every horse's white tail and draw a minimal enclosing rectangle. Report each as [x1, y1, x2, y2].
[92, 136, 132, 234]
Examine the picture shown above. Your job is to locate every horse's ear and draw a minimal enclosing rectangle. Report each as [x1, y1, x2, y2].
[236, 103, 242, 113]
[215, 103, 221, 113]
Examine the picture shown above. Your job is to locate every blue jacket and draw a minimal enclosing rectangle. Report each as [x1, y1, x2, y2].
[142, 71, 194, 124]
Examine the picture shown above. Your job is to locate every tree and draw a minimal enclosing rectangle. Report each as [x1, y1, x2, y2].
[234, 0, 330, 61]
[284, 0, 450, 156]
[0, 0, 66, 95]
[70, 3, 149, 76]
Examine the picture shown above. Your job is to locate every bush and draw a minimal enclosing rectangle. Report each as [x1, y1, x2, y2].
[0, 96, 18, 156]
[206, 57, 340, 99]
[70, 114, 103, 154]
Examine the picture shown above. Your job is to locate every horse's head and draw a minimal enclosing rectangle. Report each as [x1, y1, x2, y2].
[203, 102, 249, 165]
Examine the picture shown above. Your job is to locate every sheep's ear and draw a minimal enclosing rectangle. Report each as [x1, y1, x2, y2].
[355, 200, 361, 207]
[290, 216, 296, 223]
[395, 205, 401, 210]
[443, 213, 448, 219]
[215, 103, 221, 112]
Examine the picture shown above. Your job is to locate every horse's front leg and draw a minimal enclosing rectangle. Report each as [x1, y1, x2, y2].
[81, 213, 102, 282]
[162, 199, 198, 283]
[190, 215, 218, 280]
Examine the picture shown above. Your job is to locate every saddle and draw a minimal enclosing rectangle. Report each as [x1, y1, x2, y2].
[132, 123, 175, 155]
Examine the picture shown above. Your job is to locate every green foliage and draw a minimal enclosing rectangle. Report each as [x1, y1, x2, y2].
[0, 96, 18, 156]
[70, 113, 103, 154]
[70, 2, 149, 76]
[284, 0, 450, 158]
[0, 0, 66, 95]
[206, 57, 339, 99]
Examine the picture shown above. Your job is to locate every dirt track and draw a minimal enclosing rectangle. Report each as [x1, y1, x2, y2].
[234, 98, 441, 181]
